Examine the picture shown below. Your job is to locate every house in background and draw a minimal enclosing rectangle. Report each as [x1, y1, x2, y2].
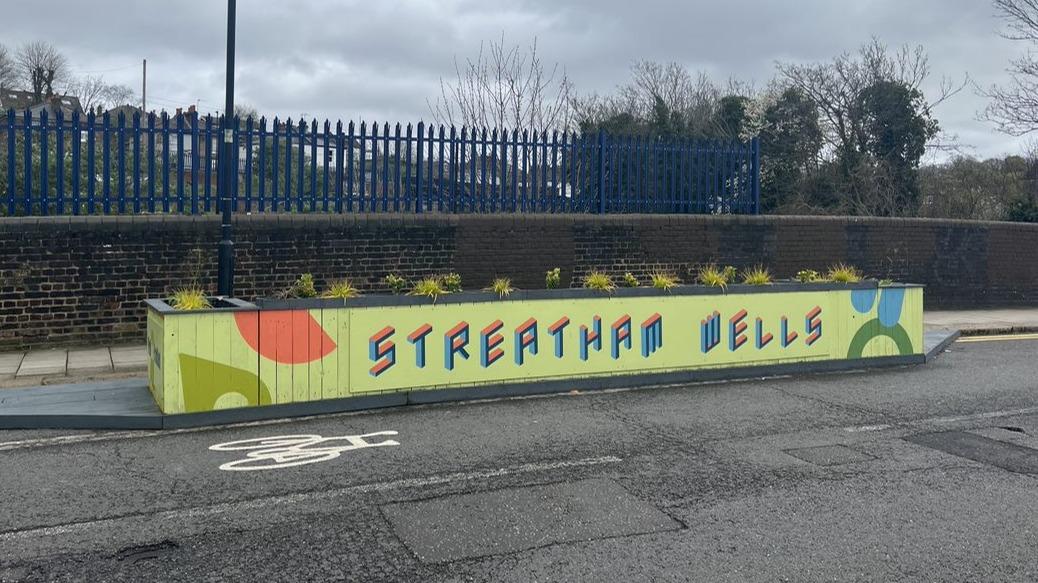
[0, 88, 84, 122]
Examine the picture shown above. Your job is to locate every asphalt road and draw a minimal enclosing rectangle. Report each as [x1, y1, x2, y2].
[1, 337, 1037, 582]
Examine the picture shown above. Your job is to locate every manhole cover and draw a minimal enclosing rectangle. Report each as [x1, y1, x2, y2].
[784, 444, 875, 466]
[906, 431, 1038, 474]
[381, 478, 680, 563]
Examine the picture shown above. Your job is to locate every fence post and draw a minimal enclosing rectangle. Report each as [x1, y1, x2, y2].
[415, 121, 424, 213]
[597, 129, 606, 214]
[750, 137, 761, 214]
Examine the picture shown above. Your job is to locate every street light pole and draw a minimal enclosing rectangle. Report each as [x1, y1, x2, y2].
[217, 0, 237, 297]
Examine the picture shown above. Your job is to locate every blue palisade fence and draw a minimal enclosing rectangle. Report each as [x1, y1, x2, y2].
[1, 110, 760, 216]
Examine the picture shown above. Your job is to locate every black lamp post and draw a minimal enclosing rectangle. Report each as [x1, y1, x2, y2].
[217, 0, 237, 297]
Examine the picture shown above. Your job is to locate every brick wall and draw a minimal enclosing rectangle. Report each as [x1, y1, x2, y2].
[1, 214, 1036, 349]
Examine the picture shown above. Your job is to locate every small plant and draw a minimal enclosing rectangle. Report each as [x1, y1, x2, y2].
[323, 279, 361, 300]
[441, 272, 463, 293]
[287, 273, 318, 298]
[485, 277, 515, 298]
[879, 278, 894, 287]
[583, 271, 616, 293]
[742, 265, 773, 286]
[170, 286, 211, 311]
[795, 269, 821, 283]
[721, 265, 738, 283]
[384, 274, 408, 295]
[545, 268, 561, 290]
[409, 277, 448, 301]
[622, 272, 641, 288]
[827, 263, 863, 283]
[650, 272, 679, 291]
[698, 264, 729, 289]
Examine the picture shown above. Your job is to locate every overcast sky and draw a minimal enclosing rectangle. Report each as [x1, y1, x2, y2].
[0, 0, 1030, 158]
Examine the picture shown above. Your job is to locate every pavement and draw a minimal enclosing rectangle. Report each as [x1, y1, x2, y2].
[924, 308, 1038, 335]
[0, 334, 1037, 581]
[0, 346, 147, 388]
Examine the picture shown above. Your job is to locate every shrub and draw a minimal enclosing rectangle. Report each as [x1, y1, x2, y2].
[698, 264, 729, 289]
[384, 274, 408, 295]
[485, 277, 515, 298]
[545, 268, 561, 290]
[795, 269, 821, 283]
[287, 273, 318, 298]
[170, 286, 211, 311]
[583, 271, 616, 293]
[827, 263, 863, 283]
[742, 266, 773, 286]
[650, 272, 679, 291]
[441, 272, 463, 293]
[721, 265, 738, 283]
[879, 278, 894, 287]
[622, 272, 641, 288]
[409, 277, 448, 301]
[323, 279, 361, 299]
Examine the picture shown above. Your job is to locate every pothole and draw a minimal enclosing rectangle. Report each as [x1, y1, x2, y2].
[114, 540, 179, 564]
[1001, 426, 1027, 434]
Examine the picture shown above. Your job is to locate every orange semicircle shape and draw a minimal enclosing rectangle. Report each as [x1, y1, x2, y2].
[235, 310, 337, 365]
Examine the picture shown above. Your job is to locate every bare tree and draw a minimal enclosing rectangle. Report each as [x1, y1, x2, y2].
[777, 39, 957, 156]
[66, 75, 135, 113]
[430, 35, 572, 131]
[984, 0, 1038, 135]
[17, 41, 69, 102]
[0, 44, 16, 89]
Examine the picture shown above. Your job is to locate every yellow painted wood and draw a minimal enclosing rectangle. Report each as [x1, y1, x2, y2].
[320, 308, 339, 400]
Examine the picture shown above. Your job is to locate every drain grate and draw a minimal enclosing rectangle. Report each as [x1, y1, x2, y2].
[114, 540, 179, 564]
[906, 431, 1038, 474]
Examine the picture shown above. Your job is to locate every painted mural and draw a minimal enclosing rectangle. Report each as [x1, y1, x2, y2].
[146, 286, 923, 414]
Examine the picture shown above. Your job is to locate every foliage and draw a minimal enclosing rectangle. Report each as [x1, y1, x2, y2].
[622, 272, 641, 287]
[721, 265, 738, 283]
[170, 287, 211, 311]
[650, 272, 679, 291]
[795, 269, 821, 283]
[827, 263, 863, 283]
[409, 277, 449, 301]
[879, 279, 895, 287]
[697, 264, 730, 289]
[441, 272, 463, 293]
[485, 277, 515, 298]
[323, 279, 361, 300]
[742, 266, 773, 286]
[384, 274, 408, 295]
[918, 155, 1030, 220]
[285, 273, 318, 298]
[1007, 195, 1038, 222]
[545, 267, 562, 290]
[583, 271, 616, 293]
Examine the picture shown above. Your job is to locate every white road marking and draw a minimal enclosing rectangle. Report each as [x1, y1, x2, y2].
[210, 432, 400, 471]
[0, 455, 622, 542]
[844, 424, 893, 433]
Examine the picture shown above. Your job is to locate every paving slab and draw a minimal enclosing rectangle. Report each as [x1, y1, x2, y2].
[110, 346, 148, 372]
[0, 353, 23, 379]
[16, 350, 67, 377]
[66, 348, 113, 375]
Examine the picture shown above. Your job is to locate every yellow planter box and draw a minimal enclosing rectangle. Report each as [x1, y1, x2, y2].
[146, 284, 923, 415]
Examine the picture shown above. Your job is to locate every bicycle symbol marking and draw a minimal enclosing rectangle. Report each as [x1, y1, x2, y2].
[209, 432, 400, 471]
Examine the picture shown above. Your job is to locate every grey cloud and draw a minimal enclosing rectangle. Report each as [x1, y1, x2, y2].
[0, 0, 1027, 156]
